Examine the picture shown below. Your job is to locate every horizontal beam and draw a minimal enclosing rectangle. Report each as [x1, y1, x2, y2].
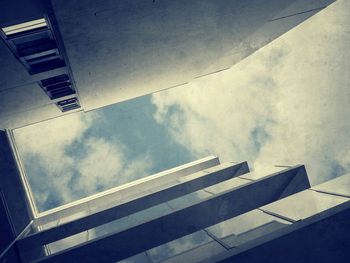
[17, 162, 249, 255]
[211, 199, 350, 263]
[35, 166, 309, 262]
[34, 156, 221, 225]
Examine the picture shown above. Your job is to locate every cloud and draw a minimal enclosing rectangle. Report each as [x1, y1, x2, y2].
[152, 41, 286, 163]
[14, 112, 97, 208]
[76, 137, 152, 196]
[151, 1, 350, 185]
[14, 112, 153, 211]
[76, 137, 125, 193]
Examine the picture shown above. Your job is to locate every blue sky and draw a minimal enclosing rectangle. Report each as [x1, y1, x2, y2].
[13, 1, 350, 213]
[13, 96, 196, 212]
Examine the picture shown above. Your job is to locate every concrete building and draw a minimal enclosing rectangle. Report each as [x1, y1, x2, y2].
[0, 0, 335, 128]
[1, 126, 350, 262]
[2, 0, 350, 262]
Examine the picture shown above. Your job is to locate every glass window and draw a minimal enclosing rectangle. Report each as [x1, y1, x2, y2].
[206, 209, 290, 248]
[261, 189, 349, 221]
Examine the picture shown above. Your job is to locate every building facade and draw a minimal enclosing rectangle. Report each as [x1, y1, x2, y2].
[1, 1, 350, 262]
[0, 0, 335, 129]
[1, 127, 350, 262]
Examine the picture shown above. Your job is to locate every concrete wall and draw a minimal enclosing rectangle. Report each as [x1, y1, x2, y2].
[0, 0, 335, 128]
[0, 0, 80, 129]
[0, 130, 32, 251]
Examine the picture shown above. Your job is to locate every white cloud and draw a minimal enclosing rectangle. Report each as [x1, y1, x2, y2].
[14, 112, 95, 156]
[151, 1, 350, 185]
[13, 112, 152, 211]
[77, 137, 125, 193]
[76, 137, 152, 195]
[14, 112, 97, 206]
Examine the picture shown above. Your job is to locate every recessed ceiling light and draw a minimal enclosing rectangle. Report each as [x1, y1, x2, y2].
[2, 18, 47, 36]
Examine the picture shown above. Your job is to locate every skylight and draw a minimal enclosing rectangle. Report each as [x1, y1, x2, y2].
[2, 18, 47, 36]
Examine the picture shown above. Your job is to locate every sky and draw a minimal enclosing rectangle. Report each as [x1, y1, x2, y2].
[13, 97, 195, 212]
[13, 0, 350, 213]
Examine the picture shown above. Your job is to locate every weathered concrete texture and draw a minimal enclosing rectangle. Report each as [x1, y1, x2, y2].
[0, 0, 78, 129]
[52, 0, 334, 111]
[0, 0, 335, 128]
